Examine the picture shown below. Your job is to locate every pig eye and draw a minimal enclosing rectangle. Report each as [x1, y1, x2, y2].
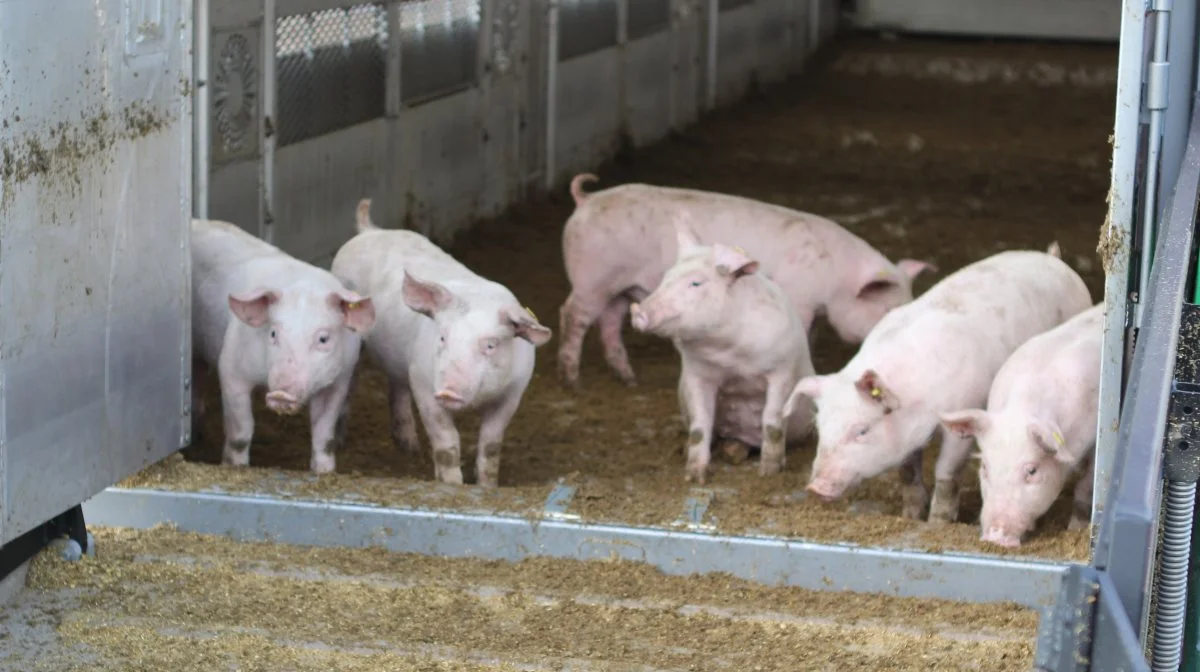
[439, 335, 446, 345]
[690, 280, 703, 288]
[1025, 465, 1039, 477]
[318, 334, 330, 345]
[855, 425, 870, 437]
[269, 328, 277, 340]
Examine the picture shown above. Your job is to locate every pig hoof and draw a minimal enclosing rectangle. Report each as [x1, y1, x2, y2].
[1068, 516, 1090, 532]
[927, 505, 957, 525]
[901, 504, 925, 520]
[438, 468, 465, 486]
[758, 460, 783, 477]
[684, 466, 709, 485]
[311, 458, 336, 475]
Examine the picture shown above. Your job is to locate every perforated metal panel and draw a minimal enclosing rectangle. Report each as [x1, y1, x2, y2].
[211, 26, 262, 165]
[399, 0, 482, 105]
[628, 0, 671, 41]
[558, 0, 618, 62]
[276, 3, 388, 146]
[720, 0, 756, 10]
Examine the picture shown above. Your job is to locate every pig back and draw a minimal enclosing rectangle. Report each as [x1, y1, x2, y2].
[850, 250, 1091, 413]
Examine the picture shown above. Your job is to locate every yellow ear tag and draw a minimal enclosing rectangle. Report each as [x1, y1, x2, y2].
[876, 270, 892, 280]
[347, 301, 360, 310]
[524, 306, 537, 322]
[1052, 431, 1065, 447]
[733, 245, 746, 255]
[870, 387, 882, 399]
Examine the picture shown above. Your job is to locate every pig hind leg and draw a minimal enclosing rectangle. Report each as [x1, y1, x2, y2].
[1068, 456, 1095, 531]
[388, 375, 421, 453]
[898, 450, 928, 520]
[190, 359, 209, 446]
[556, 292, 606, 390]
[597, 295, 638, 386]
[334, 363, 360, 447]
[929, 430, 974, 524]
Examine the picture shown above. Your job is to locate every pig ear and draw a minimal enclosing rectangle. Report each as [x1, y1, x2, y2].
[328, 290, 376, 333]
[228, 288, 280, 328]
[712, 244, 760, 280]
[784, 375, 825, 417]
[1028, 419, 1067, 458]
[673, 212, 701, 258]
[854, 369, 899, 411]
[402, 271, 454, 318]
[897, 259, 937, 280]
[504, 306, 553, 347]
[940, 409, 989, 439]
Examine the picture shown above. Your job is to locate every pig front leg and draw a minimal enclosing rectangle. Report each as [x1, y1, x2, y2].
[388, 375, 421, 453]
[556, 292, 602, 391]
[475, 393, 522, 488]
[413, 393, 464, 485]
[308, 372, 355, 474]
[758, 374, 792, 477]
[680, 376, 719, 484]
[218, 375, 255, 468]
[929, 429, 974, 524]
[1068, 456, 1095, 532]
[333, 364, 360, 447]
[898, 451, 928, 520]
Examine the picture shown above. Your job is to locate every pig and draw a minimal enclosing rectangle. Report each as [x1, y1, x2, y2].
[629, 216, 816, 483]
[558, 173, 935, 389]
[939, 302, 1103, 547]
[190, 218, 376, 474]
[781, 243, 1092, 523]
[330, 199, 552, 487]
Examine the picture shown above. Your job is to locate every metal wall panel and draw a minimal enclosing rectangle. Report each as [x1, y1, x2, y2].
[558, 0, 619, 62]
[0, 0, 192, 544]
[276, 3, 389, 146]
[399, 0, 482, 104]
[628, 0, 671, 41]
[852, 0, 1121, 42]
[719, 0, 755, 10]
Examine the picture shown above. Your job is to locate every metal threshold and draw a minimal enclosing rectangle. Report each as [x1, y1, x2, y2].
[83, 484, 1076, 610]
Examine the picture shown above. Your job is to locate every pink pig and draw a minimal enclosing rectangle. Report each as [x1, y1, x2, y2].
[629, 216, 816, 483]
[939, 303, 1103, 547]
[558, 174, 934, 389]
[190, 218, 376, 474]
[782, 244, 1092, 523]
[330, 200, 552, 487]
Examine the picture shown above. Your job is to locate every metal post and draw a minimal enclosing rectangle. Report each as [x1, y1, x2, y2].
[1158, 0, 1197, 214]
[260, 0, 277, 245]
[193, 0, 210, 220]
[1094, 0, 1151, 542]
[808, 0, 820, 54]
[705, 0, 717, 110]
[1136, 0, 1173, 330]
[543, 0, 558, 191]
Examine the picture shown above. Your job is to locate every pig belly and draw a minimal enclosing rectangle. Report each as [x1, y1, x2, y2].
[713, 377, 773, 448]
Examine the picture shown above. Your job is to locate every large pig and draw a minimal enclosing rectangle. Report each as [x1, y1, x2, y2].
[558, 174, 935, 389]
[330, 200, 551, 487]
[629, 216, 816, 483]
[190, 218, 376, 474]
[939, 303, 1103, 547]
[782, 243, 1092, 523]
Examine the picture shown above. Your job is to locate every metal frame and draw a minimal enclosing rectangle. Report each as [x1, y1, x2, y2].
[851, 0, 1122, 42]
[82, 484, 1071, 609]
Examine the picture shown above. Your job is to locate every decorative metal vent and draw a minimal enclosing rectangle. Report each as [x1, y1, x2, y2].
[213, 32, 258, 160]
[399, 0, 481, 105]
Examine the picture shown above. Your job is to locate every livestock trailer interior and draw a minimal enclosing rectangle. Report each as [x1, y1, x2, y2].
[1, 0, 1197, 669]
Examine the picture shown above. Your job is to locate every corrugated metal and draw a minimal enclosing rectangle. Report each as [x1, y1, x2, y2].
[0, 0, 192, 544]
[400, 0, 481, 104]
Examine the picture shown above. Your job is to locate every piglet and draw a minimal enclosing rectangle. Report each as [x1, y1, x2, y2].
[190, 218, 376, 474]
[330, 200, 551, 487]
[782, 243, 1092, 522]
[939, 302, 1103, 547]
[629, 217, 816, 483]
[559, 174, 934, 389]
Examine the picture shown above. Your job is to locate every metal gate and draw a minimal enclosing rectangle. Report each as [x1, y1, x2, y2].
[0, 0, 193, 547]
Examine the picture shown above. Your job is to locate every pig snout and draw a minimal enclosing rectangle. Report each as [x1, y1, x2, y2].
[980, 526, 1023, 549]
[265, 390, 303, 415]
[434, 388, 468, 411]
[629, 302, 651, 332]
[806, 475, 849, 502]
